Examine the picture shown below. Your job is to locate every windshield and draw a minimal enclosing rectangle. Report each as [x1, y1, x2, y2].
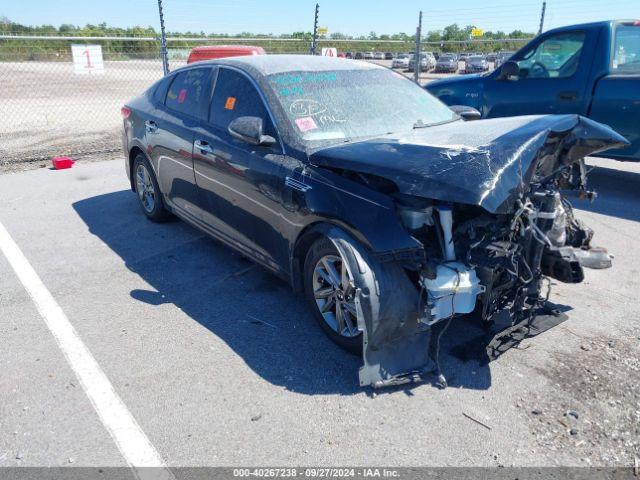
[612, 24, 640, 73]
[267, 68, 458, 145]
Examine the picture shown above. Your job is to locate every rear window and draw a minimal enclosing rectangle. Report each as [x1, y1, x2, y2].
[612, 24, 640, 73]
[165, 68, 210, 116]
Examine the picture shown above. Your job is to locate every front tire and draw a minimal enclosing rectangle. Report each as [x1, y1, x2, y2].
[133, 154, 171, 222]
[304, 237, 362, 354]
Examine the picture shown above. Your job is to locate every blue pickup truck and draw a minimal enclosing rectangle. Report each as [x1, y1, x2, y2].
[426, 20, 640, 160]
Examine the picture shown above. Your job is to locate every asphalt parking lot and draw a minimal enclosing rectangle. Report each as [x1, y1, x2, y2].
[1, 155, 638, 471]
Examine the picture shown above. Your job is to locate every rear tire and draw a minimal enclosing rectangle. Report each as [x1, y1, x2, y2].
[132, 154, 171, 222]
[304, 237, 363, 355]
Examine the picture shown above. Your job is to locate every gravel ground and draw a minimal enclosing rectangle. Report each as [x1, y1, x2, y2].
[526, 329, 639, 466]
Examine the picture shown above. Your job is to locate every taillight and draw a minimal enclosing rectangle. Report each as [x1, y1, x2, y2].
[121, 106, 131, 119]
[634, 21, 640, 26]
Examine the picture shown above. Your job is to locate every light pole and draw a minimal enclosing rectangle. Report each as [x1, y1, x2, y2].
[157, 0, 169, 75]
[414, 10, 422, 84]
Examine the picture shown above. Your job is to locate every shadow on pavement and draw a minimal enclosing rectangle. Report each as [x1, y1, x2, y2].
[72, 190, 514, 395]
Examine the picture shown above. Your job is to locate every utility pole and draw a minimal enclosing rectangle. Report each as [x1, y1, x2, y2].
[157, 0, 169, 75]
[414, 10, 422, 84]
[538, 1, 546, 35]
[310, 3, 319, 55]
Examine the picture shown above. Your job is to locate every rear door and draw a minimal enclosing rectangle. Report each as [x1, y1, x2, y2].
[149, 67, 212, 217]
[483, 30, 594, 117]
[192, 67, 289, 272]
[589, 22, 640, 160]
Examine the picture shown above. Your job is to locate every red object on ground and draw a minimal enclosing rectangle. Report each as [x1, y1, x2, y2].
[187, 45, 266, 63]
[52, 157, 75, 170]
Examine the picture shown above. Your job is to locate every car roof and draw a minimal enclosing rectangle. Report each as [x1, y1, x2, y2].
[181, 54, 384, 76]
[541, 19, 638, 35]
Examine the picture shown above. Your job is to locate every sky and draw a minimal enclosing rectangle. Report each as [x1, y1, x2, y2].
[2, 0, 638, 36]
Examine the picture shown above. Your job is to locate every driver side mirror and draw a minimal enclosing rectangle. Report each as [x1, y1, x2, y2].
[228, 116, 276, 147]
[450, 105, 482, 121]
[499, 61, 520, 80]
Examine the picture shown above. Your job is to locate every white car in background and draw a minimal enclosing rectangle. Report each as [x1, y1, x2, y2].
[392, 54, 410, 69]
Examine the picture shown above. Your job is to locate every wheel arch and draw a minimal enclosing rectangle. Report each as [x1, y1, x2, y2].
[290, 220, 373, 293]
[128, 146, 147, 191]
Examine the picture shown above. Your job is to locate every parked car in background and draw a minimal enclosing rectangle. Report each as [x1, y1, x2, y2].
[363, 52, 374, 59]
[408, 52, 436, 72]
[426, 20, 640, 160]
[354, 52, 364, 59]
[392, 53, 411, 69]
[345, 52, 353, 59]
[495, 51, 516, 67]
[373, 52, 385, 60]
[122, 55, 624, 388]
[384, 52, 394, 60]
[464, 55, 489, 73]
[434, 53, 458, 73]
[187, 45, 266, 63]
[486, 52, 498, 63]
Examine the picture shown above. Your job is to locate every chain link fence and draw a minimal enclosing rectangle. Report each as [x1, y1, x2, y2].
[0, 36, 166, 169]
[0, 35, 530, 169]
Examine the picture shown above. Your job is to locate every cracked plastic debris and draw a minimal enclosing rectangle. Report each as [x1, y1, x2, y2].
[313, 224, 435, 388]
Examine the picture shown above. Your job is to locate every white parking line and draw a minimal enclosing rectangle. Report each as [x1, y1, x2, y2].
[0, 220, 174, 479]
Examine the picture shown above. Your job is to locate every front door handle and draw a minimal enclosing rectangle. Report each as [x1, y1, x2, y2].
[558, 91, 578, 101]
[194, 140, 213, 154]
[145, 120, 158, 133]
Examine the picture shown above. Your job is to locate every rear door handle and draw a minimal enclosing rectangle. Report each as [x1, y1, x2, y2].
[558, 91, 578, 101]
[145, 120, 158, 133]
[194, 140, 213, 154]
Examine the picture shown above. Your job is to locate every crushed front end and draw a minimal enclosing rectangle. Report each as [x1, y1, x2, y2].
[341, 116, 628, 388]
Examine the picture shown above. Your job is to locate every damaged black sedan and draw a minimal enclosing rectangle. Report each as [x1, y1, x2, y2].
[122, 56, 628, 388]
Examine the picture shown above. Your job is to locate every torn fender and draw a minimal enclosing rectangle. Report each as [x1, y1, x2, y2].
[314, 224, 434, 388]
[309, 114, 629, 214]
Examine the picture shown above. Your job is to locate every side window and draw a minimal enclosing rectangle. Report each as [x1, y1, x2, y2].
[612, 24, 640, 73]
[516, 31, 585, 79]
[209, 68, 275, 136]
[165, 68, 209, 116]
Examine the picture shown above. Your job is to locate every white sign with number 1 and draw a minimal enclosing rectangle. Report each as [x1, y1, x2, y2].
[71, 45, 104, 74]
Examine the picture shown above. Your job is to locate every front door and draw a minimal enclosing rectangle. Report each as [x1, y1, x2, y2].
[192, 67, 289, 272]
[483, 30, 593, 118]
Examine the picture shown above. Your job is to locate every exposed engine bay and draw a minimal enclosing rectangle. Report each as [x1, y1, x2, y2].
[383, 160, 609, 387]
[310, 115, 626, 388]
[396, 158, 607, 330]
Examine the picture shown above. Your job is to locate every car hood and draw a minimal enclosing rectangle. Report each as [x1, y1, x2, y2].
[308, 115, 628, 214]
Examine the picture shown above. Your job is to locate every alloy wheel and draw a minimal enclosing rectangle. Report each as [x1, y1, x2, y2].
[312, 254, 359, 338]
[135, 163, 156, 213]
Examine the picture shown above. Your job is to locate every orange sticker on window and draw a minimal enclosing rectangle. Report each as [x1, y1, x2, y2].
[225, 97, 236, 110]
